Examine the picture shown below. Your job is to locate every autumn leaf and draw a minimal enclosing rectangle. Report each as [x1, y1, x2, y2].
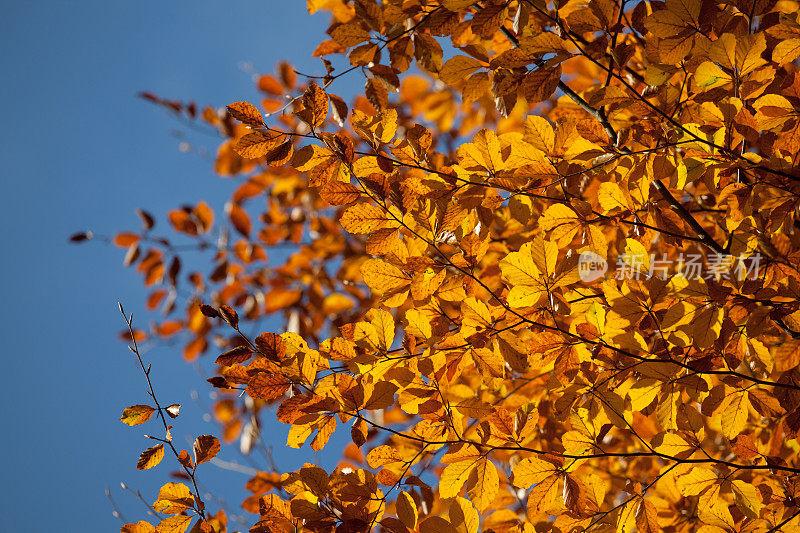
[193, 435, 220, 466]
[466, 458, 498, 512]
[122, 522, 155, 533]
[255, 332, 286, 362]
[121, 404, 155, 426]
[155, 515, 193, 533]
[439, 56, 483, 85]
[136, 443, 165, 470]
[226, 101, 263, 128]
[215, 345, 252, 366]
[247, 372, 291, 401]
[154, 482, 195, 514]
[675, 466, 717, 497]
[512, 457, 560, 488]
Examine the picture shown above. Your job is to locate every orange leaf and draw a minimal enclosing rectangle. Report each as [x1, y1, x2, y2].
[227, 203, 251, 237]
[226, 101, 263, 128]
[247, 373, 291, 401]
[114, 233, 140, 247]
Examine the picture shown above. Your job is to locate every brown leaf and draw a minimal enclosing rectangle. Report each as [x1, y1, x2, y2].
[216, 345, 253, 366]
[219, 305, 239, 329]
[255, 332, 286, 362]
[228, 203, 251, 237]
[730, 434, 760, 460]
[193, 435, 221, 466]
[68, 231, 93, 242]
[199, 304, 219, 318]
[330, 23, 371, 47]
[369, 64, 400, 93]
[303, 82, 329, 127]
[521, 65, 562, 103]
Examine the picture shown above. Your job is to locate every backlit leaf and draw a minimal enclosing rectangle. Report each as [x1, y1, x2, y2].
[121, 405, 155, 426]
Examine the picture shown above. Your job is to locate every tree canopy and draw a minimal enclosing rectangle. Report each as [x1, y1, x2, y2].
[80, 0, 800, 531]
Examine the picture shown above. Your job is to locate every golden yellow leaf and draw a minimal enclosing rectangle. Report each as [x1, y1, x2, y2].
[287, 422, 315, 449]
[622, 238, 651, 273]
[353, 320, 379, 349]
[341, 203, 396, 234]
[448, 497, 479, 533]
[366, 445, 404, 468]
[731, 479, 763, 518]
[512, 457, 560, 488]
[154, 483, 194, 514]
[440, 459, 479, 499]
[653, 432, 695, 458]
[411, 267, 446, 301]
[523, 115, 555, 153]
[467, 458, 498, 512]
[773, 38, 800, 64]
[694, 61, 731, 90]
[627, 379, 660, 412]
[405, 308, 434, 339]
[675, 466, 717, 496]
[155, 515, 192, 533]
[719, 389, 750, 439]
[352, 109, 398, 144]
[540, 204, 580, 245]
[419, 516, 458, 533]
[361, 258, 409, 293]
[461, 297, 492, 330]
[500, 242, 541, 286]
[439, 56, 483, 85]
[616, 498, 638, 533]
[457, 129, 503, 172]
[598, 182, 631, 213]
[291, 144, 334, 171]
[136, 443, 164, 470]
[310, 415, 337, 451]
[697, 485, 734, 530]
[122, 521, 155, 533]
[121, 405, 155, 426]
[365, 308, 394, 350]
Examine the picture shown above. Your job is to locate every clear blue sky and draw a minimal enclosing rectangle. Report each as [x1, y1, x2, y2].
[0, 2, 358, 530]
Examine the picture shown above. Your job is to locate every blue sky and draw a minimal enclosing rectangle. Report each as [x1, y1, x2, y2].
[0, 2, 360, 530]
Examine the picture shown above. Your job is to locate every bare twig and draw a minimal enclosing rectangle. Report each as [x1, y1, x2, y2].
[119, 302, 207, 520]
